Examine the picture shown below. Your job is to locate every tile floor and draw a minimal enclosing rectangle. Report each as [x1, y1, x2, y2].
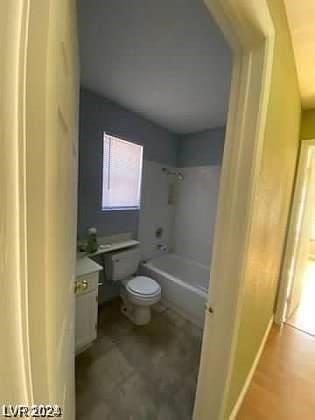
[76, 298, 202, 420]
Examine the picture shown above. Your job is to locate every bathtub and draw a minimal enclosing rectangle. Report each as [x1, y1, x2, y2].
[140, 253, 209, 328]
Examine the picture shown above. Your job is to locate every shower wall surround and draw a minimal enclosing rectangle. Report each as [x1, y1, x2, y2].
[172, 128, 225, 266]
[138, 160, 176, 261]
[173, 165, 221, 266]
[138, 128, 225, 265]
[138, 163, 222, 265]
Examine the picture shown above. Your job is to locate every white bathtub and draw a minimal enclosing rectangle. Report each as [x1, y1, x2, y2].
[140, 254, 209, 328]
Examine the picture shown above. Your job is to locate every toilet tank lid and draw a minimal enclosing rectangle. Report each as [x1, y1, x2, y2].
[127, 276, 160, 295]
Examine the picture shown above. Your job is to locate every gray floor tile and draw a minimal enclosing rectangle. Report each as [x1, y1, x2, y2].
[77, 398, 113, 420]
[76, 298, 202, 419]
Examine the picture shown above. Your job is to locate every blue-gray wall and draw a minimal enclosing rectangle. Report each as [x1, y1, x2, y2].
[78, 88, 178, 239]
[178, 127, 225, 167]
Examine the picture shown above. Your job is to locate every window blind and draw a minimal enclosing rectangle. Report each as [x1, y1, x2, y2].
[102, 133, 143, 210]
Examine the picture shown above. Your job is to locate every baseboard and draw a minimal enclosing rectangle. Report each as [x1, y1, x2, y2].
[229, 316, 274, 420]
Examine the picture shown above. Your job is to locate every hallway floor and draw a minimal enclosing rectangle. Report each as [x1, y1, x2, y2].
[287, 260, 315, 336]
[76, 299, 202, 420]
[238, 324, 315, 419]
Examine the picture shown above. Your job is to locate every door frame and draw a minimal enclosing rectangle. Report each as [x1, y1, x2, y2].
[275, 139, 315, 325]
[0, 0, 34, 406]
[194, 1, 275, 419]
[2, 0, 275, 418]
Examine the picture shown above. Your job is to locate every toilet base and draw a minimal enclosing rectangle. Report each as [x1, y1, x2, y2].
[120, 300, 151, 326]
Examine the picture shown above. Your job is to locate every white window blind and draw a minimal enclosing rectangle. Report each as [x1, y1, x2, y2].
[102, 133, 143, 210]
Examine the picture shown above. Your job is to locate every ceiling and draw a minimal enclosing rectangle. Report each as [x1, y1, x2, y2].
[285, 0, 315, 109]
[78, 0, 232, 134]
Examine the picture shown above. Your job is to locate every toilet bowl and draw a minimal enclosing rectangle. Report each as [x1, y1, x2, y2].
[120, 276, 161, 325]
[104, 247, 162, 326]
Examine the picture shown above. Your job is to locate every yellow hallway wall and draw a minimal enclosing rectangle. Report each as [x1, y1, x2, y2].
[225, 0, 301, 416]
[301, 109, 315, 140]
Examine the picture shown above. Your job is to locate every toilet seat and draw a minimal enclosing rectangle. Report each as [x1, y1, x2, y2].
[126, 276, 161, 297]
[120, 276, 161, 325]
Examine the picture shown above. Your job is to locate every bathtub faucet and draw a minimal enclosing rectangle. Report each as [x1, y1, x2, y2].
[157, 244, 168, 252]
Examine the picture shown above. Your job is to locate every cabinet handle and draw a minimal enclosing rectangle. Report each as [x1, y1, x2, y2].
[81, 280, 88, 290]
[74, 279, 88, 294]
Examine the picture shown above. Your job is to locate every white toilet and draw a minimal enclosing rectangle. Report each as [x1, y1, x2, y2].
[104, 247, 161, 325]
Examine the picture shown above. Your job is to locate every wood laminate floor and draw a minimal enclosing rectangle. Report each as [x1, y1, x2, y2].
[237, 324, 315, 420]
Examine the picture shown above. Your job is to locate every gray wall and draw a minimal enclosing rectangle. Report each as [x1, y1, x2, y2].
[177, 127, 225, 167]
[78, 88, 178, 239]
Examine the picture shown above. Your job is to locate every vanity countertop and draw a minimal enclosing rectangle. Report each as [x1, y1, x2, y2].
[88, 239, 140, 257]
[76, 256, 103, 278]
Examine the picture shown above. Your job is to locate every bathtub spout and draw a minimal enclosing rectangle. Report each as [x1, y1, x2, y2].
[157, 244, 168, 252]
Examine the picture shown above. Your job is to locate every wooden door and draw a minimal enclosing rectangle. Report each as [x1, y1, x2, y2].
[45, 1, 79, 417]
[25, 0, 79, 417]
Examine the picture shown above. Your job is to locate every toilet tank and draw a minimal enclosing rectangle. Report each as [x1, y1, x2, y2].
[104, 247, 140, 281]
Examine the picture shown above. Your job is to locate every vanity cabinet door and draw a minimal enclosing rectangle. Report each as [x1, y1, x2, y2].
[75, 290, 98, 353]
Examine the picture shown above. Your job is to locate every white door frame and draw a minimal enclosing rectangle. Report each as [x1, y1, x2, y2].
[0, 0, 34, 406]
[194, 1, 275, 419]
[275, 139, 315, 325]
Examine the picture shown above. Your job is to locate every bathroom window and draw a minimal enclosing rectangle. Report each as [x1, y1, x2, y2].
[102, 133, 143, 210]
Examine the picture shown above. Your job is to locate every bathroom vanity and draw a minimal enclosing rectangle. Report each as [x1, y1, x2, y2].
[75, 235, 140, 353]
[75, 257, 102, 354]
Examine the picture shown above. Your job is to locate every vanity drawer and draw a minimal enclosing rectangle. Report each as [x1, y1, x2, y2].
[75, 271, 98, 296]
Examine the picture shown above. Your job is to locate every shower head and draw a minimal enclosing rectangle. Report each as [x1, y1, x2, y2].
[162, 167, 184, 180]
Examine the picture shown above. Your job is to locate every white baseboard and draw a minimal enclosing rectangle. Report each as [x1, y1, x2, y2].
[229, 316, 274, 420]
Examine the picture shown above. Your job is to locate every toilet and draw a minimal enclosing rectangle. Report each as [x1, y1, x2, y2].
[104, 247, 161, 325]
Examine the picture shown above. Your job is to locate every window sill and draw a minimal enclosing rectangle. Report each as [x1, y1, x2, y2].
[101, 207, 140, 212]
